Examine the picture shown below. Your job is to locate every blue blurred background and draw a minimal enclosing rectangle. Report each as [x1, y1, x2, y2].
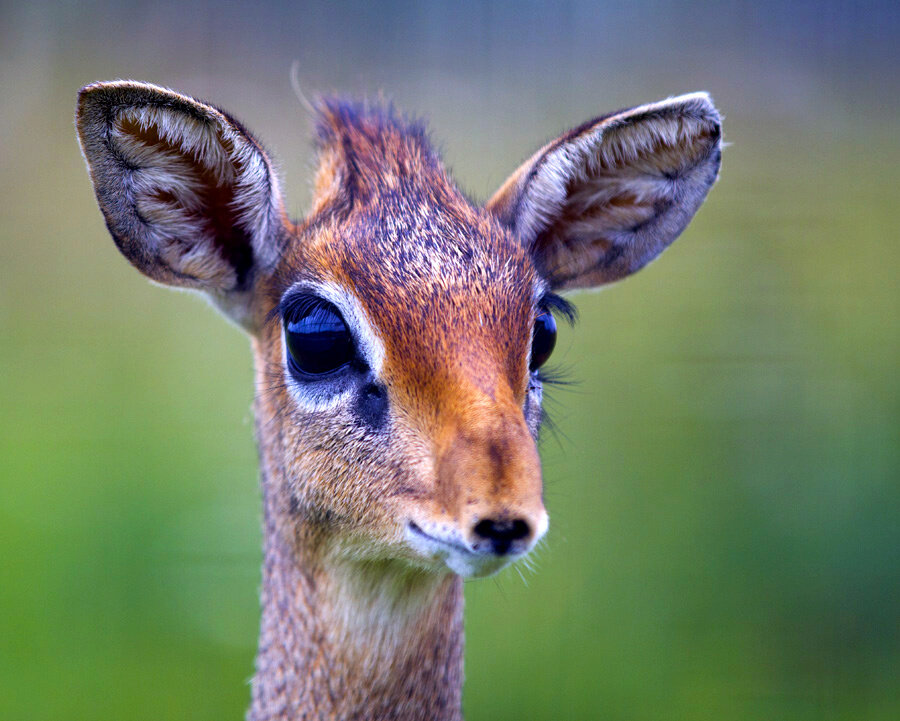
[1, 1, 898, 719]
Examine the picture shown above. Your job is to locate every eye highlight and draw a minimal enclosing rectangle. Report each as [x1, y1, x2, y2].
[529, 309, 557, 371]
[283, 295, 355, 376]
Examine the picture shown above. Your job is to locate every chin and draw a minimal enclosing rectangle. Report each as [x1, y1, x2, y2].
[446, 552, 519, 579]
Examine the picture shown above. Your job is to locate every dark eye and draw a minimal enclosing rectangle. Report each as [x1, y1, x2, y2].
[530, 310, 557, 371]
[284, 296, 354, 376]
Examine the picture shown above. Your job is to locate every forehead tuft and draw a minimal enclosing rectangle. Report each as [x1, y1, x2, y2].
[277, 98, 539, 302]
[314, 97, 438, 202]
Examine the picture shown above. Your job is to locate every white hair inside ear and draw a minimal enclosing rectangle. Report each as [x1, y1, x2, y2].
[487, 92, 722, 290]
[76, 81, 286, 309]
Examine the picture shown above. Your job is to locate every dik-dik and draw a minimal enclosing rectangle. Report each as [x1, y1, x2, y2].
[76, 80, 721, 720]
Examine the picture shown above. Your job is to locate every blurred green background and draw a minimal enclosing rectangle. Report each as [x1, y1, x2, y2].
[1, 1, 898, 719]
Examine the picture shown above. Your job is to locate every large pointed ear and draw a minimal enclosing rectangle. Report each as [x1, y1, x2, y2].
[486, 93, 722, 290]
[76, 81, 286, 322]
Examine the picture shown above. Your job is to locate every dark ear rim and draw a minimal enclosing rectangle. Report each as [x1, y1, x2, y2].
[76, 80, 287, 294]
[486, 92, 722, 290]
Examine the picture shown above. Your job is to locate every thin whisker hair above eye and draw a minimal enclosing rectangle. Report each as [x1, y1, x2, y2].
[265, 286, 321, 327]
[540, 292, 577, 325]
[273, 292, 319, 324]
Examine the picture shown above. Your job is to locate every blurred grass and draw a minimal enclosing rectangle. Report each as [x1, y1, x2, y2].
[1, 2, 899, 720]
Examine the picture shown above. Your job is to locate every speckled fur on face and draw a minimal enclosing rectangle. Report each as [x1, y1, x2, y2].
[255, 101, 546, 569]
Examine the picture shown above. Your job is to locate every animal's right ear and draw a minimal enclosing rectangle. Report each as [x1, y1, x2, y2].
[76, 81, 286, 322]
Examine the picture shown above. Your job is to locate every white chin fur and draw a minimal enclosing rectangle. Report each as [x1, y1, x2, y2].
[404, 525, 526, 578]
[446, 552, 514, 579]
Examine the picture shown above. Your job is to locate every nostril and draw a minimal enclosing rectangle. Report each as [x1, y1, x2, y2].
[474, 519, 530, 541]
[472, 518, 531, 555]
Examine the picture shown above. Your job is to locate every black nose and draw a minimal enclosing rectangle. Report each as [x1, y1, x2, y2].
[472, 518, 531, 555]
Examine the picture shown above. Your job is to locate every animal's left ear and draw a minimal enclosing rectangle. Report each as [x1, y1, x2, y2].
[486, 93, 722, 290]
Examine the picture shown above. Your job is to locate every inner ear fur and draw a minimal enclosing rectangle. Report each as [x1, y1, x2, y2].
[487, 92, 722, 290]
[76, 81, 285, 294]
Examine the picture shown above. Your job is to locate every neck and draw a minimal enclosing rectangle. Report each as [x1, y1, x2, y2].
[248, 443, 464, 720]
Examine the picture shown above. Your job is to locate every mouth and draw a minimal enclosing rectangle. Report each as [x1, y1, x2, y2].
[408, 521, 474, 554]
[405, 521, 526, 578]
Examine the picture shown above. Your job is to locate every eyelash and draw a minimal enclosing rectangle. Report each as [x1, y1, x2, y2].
[540, 292, 577, 325]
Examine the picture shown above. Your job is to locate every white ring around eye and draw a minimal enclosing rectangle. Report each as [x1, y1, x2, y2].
[279, 279, 386, 377]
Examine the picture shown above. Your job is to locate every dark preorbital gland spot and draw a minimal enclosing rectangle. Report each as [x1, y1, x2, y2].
[356, 382, 389, 430]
